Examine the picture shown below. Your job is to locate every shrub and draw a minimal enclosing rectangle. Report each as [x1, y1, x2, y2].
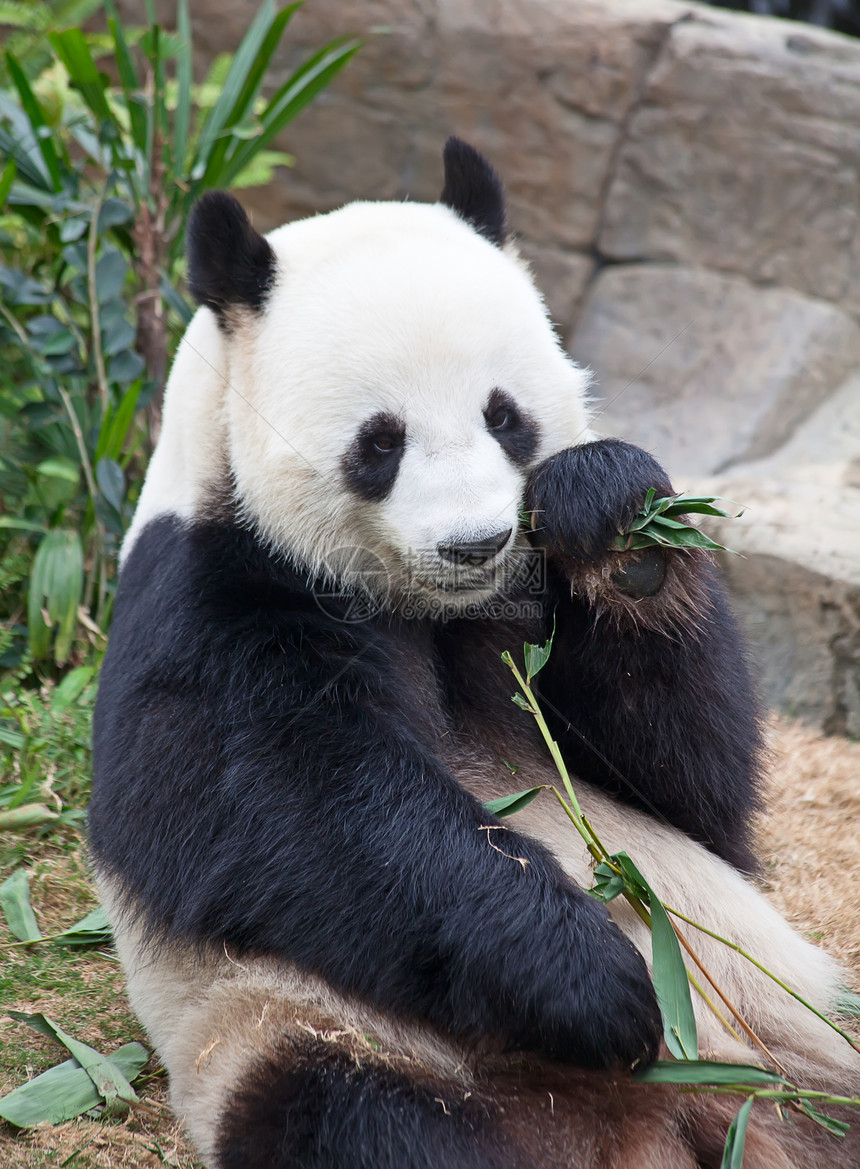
[0, 0, 359, 674]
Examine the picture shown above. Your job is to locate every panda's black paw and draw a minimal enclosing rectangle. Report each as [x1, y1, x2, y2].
[525, 439, 673, 564]
[539, 926, 663, 1072]
[573, 935, 664, 1071]
[488, 887, 663, 1072]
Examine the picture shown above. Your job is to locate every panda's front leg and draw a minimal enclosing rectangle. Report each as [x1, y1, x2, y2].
[525, 439, 765, 873]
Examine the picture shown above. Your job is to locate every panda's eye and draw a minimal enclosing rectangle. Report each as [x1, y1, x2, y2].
[487, 408, 512, 431]
[483, 390, 519, 434]
[483, 388, 540, 467]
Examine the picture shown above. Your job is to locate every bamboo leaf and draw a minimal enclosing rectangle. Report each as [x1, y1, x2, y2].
[194, 0, 278, 178]
[651, 893, 698, 1059]
[590, 862, 626, 904]
[51, 665, 96, 712]
[198, 1, 302, 188]
[484, 786, 545, 818]
[0, 726, 25, 750]
[663, 501, 742, 519]
[27, 529, 84, 663]
[610, 852, 651, 904]
[635, 1061, 785, 1086]
[650, 527, 730, 552]
[0, 1041, 147, 1127]
[5, 54, 63, 191]
[36, 457, 79, 484]
[0, 805, 59, 830]
[0, 157, 17, 209]
[94, 381, 142, 463]
[721, 1096, 754, 1169]
[94, 249, 128, 302]
[96, 456, 124, 512]
[799, 1101, 850, 1137]
[54, 905, 112, 949]
[106, 13, 147, 154]
[523, 621, 554, 683]
[647, 515, 692, 530]
[7, 1012, 139, 1115]
[0, 869, 42, 942]
[613, 853, 698, 1060]
[173, 0, 192, 172]
[219, 38, 362, 188]
[0, 96, 55, 190]
[49, 29, 115, 125]
[617, 493, 742, 555]
[0, 518, 48, 533]
[230, 147, 294, 189]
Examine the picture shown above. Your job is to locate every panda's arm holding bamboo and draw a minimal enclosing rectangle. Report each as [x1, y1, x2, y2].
[525, 439, 765, 874]
[90, 517, 661, 1073]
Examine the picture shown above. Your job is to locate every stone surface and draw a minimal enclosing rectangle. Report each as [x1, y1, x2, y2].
[600, 9, 860, 317]
[698, 377, 860, 735]
[571, 264, 860, 478]
[249, 0, 682, 247]
[516, 243, 593, 340]
[127, 0, 686, 323]
[718, 555, 860, 737]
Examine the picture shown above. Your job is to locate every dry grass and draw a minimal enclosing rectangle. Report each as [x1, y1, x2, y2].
[0, 718, 857, 1167]
[759, 717, 860, 984]
[0, 1084, 200, 1169]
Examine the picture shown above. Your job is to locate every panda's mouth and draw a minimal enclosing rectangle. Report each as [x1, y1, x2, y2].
[406, 559, 509, 601]
[436, 569, 498, 594]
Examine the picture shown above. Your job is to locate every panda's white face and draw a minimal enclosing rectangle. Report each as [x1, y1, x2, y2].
[127, 196, 592, 613]
[223, 202, 592, 612]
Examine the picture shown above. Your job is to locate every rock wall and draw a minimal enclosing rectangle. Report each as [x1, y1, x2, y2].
[129, 0, 860, 731]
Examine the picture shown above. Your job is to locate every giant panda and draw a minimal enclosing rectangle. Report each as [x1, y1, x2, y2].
[90, 139, 860, 1169]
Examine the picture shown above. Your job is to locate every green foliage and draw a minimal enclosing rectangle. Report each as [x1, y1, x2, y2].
[483, 786, 546, 818]
[0, 0, 106, 83]
[0, 866, 42, 940]
[51, 903, 112, 948]
[0, 667, 95, 843]
[0, 0, 360, 673]
[0, 1011, 148, 1126]
[0, 1038, 148, 1127]
[613, 489, 742, 554]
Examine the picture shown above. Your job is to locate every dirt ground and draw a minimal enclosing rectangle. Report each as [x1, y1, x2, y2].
[1, 715, 858, 1168]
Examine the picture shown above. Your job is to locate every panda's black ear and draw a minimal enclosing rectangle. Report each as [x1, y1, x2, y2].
[440, 137, 506, 246]
[187, 192, 277, 327]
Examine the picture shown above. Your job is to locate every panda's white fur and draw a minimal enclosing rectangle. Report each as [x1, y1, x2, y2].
[92, 142, 860, 1169]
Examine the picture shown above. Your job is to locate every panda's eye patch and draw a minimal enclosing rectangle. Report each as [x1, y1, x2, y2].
[483, 388, 540, 466]
[342, 411, 406, 502]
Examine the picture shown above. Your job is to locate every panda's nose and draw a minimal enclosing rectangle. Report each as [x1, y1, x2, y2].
[437, 528, 512, 566]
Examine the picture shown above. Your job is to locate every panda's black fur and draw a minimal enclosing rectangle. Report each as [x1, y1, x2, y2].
[90, 141, 860, 1169]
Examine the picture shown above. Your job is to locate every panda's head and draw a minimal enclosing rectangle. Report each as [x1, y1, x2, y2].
[133, 139, 592, 614]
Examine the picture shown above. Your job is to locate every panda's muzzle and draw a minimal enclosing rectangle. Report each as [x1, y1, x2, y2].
[436, 527, 512, 568]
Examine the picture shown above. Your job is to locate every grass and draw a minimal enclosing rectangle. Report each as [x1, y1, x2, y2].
[0, 844, 202, 1168]
[0, 675, 201, 1168]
